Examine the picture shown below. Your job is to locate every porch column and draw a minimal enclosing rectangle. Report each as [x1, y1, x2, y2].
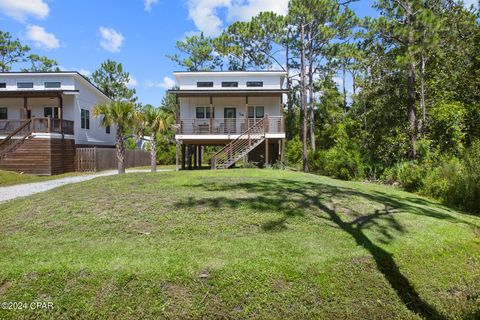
[58, 94, 63, 133]
[23, 96, 28, 119]
[245, 96, 248, 130]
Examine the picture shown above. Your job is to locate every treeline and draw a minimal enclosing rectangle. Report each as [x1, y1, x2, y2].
[168, 0, 480, 214]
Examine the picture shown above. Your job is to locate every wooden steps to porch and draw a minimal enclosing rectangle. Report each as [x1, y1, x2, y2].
[211, 118, 266, 170]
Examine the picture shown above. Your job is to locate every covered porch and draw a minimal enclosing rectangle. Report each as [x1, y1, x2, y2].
[0, 90, 76, 137]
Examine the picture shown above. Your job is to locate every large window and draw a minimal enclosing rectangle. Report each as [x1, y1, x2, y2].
[45, 81, 61, 88]
[0, 107, 7, 120]
[248, 106, 264, 119]
[17, 82, 33, 89]
[221, 81, 238, 88]
[81, 109, 90, 129]
[197, 82, 213, 88]
[246, 81, 263, 87]
[44, 107, 59, 118]
[0, 83, 6, 89]
[195, 106, 214, 119]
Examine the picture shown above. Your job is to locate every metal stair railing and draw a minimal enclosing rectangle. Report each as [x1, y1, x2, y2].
[211, 117, 266, 170]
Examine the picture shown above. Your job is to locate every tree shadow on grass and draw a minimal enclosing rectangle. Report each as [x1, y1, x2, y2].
[173, 177, 478, 319]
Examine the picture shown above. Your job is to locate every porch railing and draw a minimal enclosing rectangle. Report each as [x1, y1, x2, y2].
[0, 118, 74, 136]
[177, 116, 284, 136]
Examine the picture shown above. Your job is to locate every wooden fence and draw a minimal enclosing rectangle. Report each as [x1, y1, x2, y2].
[76, 148, 150, 172]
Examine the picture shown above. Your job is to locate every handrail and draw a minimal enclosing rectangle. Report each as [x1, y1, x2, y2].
[0, 119, 31, 148]
[213, 118, 265, 157]
[211, 117, 267, 169]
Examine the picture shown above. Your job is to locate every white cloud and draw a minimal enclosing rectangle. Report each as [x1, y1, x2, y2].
[127, 76, 138, 87]
[462, 0, 479, 8]
[99, 27, 124, 53]
[144, 0, 159, 11]
[227, 0, 288, 22]
[146, 77, 176, 89]
[186, 0, 288, 37]
[26, 25, 60, 50]
[78, 69, 91, 77]
[0, 0, 49, 22]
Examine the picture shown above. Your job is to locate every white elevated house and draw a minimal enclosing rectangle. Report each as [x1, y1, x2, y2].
[169, 71, 287, 169]
[0, 72, 115, 175]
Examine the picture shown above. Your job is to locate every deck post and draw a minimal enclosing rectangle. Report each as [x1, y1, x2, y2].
[187, 145, 192, 170]
[175, 141, 180, 171]
[280, 139, 285, 163]
[181, 143, 186, 170]
[193, 145, 197, 168]
[265, 138, 269, 167]
[199, 146, 203, 167]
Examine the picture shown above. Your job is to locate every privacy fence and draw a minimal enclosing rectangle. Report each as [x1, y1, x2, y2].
[76, 147, 150, 172]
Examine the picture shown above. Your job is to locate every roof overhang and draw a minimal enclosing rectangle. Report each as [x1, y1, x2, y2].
[0, 90, 79, 98]
[168, 89, 289, 97]
[0, 71, 112, 101]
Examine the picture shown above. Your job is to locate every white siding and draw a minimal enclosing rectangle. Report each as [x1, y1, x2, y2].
[0, 73, 115, 146]
[73, 77, 115, 146]
[174, 72, 285, 90]
[179, 96, 282, 119]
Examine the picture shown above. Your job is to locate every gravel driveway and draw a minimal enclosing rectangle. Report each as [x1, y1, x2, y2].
[0, 169, 172, 203]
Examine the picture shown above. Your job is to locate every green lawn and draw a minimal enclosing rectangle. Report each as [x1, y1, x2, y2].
[0, 169, 479, 319]
[0, 170, 88, 187]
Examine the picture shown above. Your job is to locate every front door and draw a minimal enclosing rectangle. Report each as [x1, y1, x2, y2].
[224, 108, 236, 133]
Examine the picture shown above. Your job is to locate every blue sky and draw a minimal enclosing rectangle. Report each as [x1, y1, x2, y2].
[0, 0, 476, 105]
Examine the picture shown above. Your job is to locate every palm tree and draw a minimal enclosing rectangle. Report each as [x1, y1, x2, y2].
[142, 104, 173, 172]
[93, 100, 136, 174]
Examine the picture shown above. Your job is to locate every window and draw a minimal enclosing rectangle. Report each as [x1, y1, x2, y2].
[0, 107, 7, 120]
[248, 106, 264, 119]
[0, 83, 6, 89]
[246, 81, 263, 87]
[197, 82, 214, 88]
[106, 125, 111, 134]
[17, 82, 33, 89]
[44, 107, 59, 118]
[195, 106, 214, 119]
[81, 109, 90, 129]
[45, 82, 61, 88]
[221, 81, 238, 88]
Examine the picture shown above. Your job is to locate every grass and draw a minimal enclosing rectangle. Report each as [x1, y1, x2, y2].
[0, 170, 88, 187]
[0, 169, 479, 319]
[0, 166, 173, 187]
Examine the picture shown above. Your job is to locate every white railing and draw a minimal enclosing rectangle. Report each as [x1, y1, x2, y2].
[178, 116, 284, 136]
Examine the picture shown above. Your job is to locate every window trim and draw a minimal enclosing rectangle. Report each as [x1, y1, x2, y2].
[197, 81, 214, 88]
[195, 106, 214, 119]
[44, 81, 61, 88]
[248, 105, 264, 119]
[17, 82, 34, 89]
[246, 81, 264, 88]
[44, 106, 59, 119]
[221, 81, 238, 88]
[81, 109, 90, 129]
[0, 107, 7, 120]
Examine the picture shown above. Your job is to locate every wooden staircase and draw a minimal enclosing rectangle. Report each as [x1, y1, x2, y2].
[0, 119, 33, 161]
[211, 118, 266, 170]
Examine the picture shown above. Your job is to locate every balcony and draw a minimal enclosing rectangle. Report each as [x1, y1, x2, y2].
[177, 116, 284, 136]
[0, 118, 75, 136]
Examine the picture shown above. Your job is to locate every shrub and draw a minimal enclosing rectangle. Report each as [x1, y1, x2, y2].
[285, 138, 303, 168]
[310, 146, 365, 181]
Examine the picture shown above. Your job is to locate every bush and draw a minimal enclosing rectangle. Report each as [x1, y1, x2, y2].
[310, 146, 365, 181]
[285, 138, 303, 168]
